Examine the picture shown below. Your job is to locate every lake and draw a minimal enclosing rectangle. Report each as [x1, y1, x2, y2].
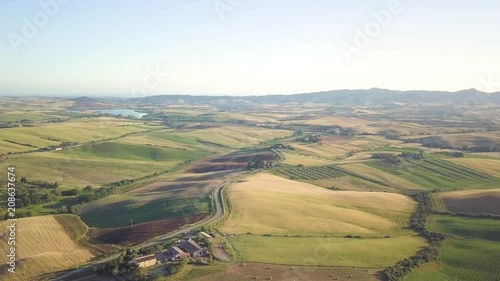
[97, 109, 148, 118]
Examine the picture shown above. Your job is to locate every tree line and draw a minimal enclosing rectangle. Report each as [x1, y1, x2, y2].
[384, 192, 448, 281]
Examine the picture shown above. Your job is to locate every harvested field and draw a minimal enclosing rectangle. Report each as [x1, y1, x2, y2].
[220, 173, 416, 235]
[280, 151, 333, 166]
[180, 263, 382, 281]
[0, 215, 94, 281]
[89, 213, 209, 245]
[447, 158, 500, 178]
[439, 189, 500, 215]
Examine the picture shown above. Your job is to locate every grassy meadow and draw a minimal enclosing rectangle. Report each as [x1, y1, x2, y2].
[79, 194, 211, 228]
[227, 234, 426, 267]
[405, 215, 500, 281]
[0, 117, 153, 154]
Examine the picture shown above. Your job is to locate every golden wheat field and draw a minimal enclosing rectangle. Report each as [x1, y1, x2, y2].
[219, 173, 416, 235]
[446, 158, 500, 178]
[0, 215, 93, 281]
[280, 151, 333, 166]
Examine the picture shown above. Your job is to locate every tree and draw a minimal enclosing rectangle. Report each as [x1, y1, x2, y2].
[59, 206, 68, 214]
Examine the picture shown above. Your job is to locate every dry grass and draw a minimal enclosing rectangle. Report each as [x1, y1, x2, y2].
[178, 263, 382, 281]
[439, 189, 500, 215]
[0, 216, 93, 281]
[300, 116, 373, 127]
[447, 158, 500, 177]
[181, 126, 293, 148]
[310, 176, 392, 192]
[219, 173, 416, 235]
[280, 151, 333, 166]
[290, 136, 391, 160]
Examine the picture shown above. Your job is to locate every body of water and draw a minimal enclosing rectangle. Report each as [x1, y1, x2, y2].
[98, 109, 147, 118]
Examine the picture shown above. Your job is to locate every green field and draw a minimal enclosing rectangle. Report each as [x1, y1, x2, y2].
[405, 215, 500, 281]
[0, 112, 59, 122]
[0, 141, 211, 188]
[366, 158, 498, 190]
[227, 234, 426, 267]
[79, 194, 211, 228]
[0, 117, 153, 154]
[59, 141, 210, 162]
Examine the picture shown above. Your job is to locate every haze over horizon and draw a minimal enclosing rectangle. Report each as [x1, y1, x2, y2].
[1, 0, 500, 97]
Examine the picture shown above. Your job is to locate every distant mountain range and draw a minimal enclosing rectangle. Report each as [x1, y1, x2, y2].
[72, 88, 500, 107]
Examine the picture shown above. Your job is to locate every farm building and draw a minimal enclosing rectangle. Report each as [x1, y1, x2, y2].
[180, 240, 205, 258]
[166, 246, 190, 261]
[200, 231, 212, 238]
[132, 254, 158, 268]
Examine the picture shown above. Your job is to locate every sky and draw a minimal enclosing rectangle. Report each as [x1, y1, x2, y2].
[1, 0, 500, 97]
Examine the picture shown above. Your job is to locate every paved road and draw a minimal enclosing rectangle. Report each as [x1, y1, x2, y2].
[52, 182, 227, 281]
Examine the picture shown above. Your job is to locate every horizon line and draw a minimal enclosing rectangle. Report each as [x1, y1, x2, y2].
[1, 87, 498, 99]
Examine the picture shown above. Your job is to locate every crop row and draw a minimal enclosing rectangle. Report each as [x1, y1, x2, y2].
[426, 159, 493, 181]
[277, 165, 390, 187]
[405, 160, 461, 182]
[405, 159, 493, 183]
[277, 165, 346, 180]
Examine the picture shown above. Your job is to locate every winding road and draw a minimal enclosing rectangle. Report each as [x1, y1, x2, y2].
[52, 181, 227, 281]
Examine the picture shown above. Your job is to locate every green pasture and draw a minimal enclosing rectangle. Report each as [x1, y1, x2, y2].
[405, 215, 500, 281]
[227, 234, 426, 267]
[79, 195, 211, 228]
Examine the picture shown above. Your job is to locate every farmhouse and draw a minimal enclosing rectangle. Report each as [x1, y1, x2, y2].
[166, 246, 189, 261]
[132, 254, 158, 268]
[180, 239, 205, 258]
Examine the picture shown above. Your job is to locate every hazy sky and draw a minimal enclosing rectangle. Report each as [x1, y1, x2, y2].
[1, 0, 499, 96]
